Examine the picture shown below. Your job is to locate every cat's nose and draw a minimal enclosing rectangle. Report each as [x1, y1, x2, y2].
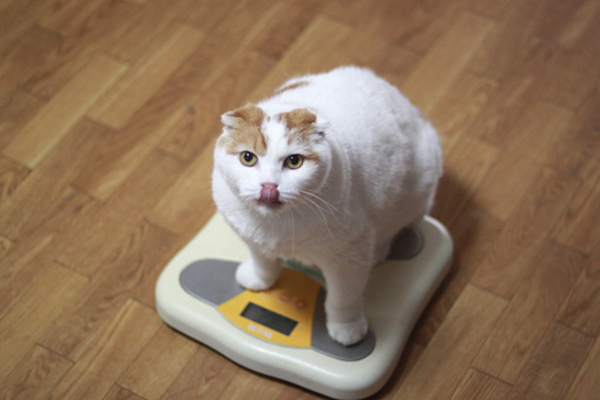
[260, 183, 280, 203]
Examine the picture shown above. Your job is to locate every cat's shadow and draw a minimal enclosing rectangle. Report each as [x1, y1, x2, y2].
[371, 171, 477, 399]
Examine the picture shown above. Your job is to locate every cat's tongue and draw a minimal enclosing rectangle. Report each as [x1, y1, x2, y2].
[260, 184, 279, 204]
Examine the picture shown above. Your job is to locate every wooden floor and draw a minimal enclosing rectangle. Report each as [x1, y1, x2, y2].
[1, 0, 600, 398]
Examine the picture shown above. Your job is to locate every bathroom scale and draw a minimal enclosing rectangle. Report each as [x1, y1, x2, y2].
[155, 213, 452, 399]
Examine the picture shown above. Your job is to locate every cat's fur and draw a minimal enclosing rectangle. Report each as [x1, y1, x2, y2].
[212, 66, 442, 345]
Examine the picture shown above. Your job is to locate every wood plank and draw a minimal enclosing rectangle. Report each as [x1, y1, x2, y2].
[466, 25, 555, 147]
[431, 135, 500, 227]
[74, 84, 196, 200]
[118, 325, 198, 400]
[412, 208, 504, 345]
[0, 189, 93, 316]
[103, 386, 146, 400]
[450, 369, 512, 400]
[148, 140, 216, 235]
[546, 87, 600, 180]
[399, 11, 493, 114]
[0, 156, 29, 209]
[390, 285, 507, 399]
[247, 16, 354, 102]
[507, 323, 593, 400]
[0, 27, 60, 102]
[366, 0, 457, 55]
[87, 24, 205, 129]
[218, 367, 287, 399]
[565, 333, 600, 400]
[0, 0, 55, 57]
[59, 152, 183, 276]
[0, 345, 72, 400]
[538, 6, 600, 109]
[250, 0, 322, 60]
[41, 220, 178, 360]
[0, 90, 45, 151]
[471, 168, 580, 298]
[38, 0, 106, 36]
[474, 102, 573, 220]
[107, 0, 194, 62]
[161, 347, 238, 400]
[553, 0, 600, 48]
[428, 72, 498, 148]
[551, 156, 600, 255]
[23, 0, 139, 99]
[3, 55, 127, 168]
[473, 241, 587, 383]
[48, 299, 162, 400]
[0, 262, 88, 380]
[43, 185, 178, 286]
[324, 0, 456, 55]
[557, 247, 600, 336]
[0, 234, 12, 260]
[467, 20, 547, 82]
[0, 119, 112, 240]
[159, 50, 276, 161]
[376, 341, 426, 397]
[499, 0, 600, 48]
[167, 0, 279, 92]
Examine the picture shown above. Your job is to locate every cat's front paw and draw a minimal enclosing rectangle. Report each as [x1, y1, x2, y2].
[235, 259, 278, 291]
[327, 316, 369, 346]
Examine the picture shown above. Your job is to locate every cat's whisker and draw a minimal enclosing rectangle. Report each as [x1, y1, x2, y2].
[299, 189, 342, 224]
[299, 195, 338, 245]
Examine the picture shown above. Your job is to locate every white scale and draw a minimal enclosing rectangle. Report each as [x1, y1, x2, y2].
[156, 213, 452, 399]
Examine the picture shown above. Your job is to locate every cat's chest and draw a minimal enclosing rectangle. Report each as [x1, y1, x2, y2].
[236, 215, 335, 257]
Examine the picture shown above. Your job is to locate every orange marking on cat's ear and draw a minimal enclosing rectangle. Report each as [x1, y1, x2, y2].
[279, 109, 319, 144]
[218, 104, 268, 155]
[279, 109, 321, 162]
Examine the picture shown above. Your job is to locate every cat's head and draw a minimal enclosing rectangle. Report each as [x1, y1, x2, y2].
[214, 104, 331, 215]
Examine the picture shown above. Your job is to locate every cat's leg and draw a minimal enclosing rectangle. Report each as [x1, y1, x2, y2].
[236, 246, 281, 291]
[321, 264, 370, 346]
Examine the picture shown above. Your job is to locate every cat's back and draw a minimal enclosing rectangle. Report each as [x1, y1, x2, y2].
[262, 66, 421, 145]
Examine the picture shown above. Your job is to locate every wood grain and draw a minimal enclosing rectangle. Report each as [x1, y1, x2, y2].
[1, 1, 600, 399]
[391, 285, 507, 399]
[3, 55, 127, 167]
[473, 241, 587, 383]
[1, 345, 72, 400]
[87, 24, 205, 129]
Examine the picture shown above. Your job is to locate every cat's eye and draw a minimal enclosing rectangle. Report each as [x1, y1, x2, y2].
[285, 154, 304, 169]
[240, 151, 257, 166]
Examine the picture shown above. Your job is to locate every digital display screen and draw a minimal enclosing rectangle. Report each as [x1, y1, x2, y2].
[241, 302, 298, 336]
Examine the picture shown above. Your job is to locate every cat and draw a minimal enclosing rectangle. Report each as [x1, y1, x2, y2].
[212, 66, 442, 346]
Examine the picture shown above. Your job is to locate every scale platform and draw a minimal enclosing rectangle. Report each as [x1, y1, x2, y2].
[156, 213, 452, 399]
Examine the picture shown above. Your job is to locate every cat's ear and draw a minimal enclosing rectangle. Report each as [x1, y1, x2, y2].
[279, 109, 328, 141]
[221, 104, 265, 130]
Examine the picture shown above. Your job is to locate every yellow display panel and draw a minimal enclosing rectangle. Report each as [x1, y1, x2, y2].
[218, 268, 321, 347]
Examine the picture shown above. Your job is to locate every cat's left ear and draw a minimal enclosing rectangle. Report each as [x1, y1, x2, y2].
[280, 109, 328, 141]
[221, 104, 265, 131]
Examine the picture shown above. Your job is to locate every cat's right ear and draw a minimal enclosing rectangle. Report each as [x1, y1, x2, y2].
[221, 111, 239, 130]
[221, 105, 265, 130]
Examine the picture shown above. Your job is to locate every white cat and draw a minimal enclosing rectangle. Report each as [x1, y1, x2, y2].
[212, 66, 442, 345]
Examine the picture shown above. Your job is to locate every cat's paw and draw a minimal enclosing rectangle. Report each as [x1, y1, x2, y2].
[327, 316, 369, 346]
[235, 259, 278, 291]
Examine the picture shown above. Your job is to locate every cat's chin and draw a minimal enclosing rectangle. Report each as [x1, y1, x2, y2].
[255, 199, 285, 215]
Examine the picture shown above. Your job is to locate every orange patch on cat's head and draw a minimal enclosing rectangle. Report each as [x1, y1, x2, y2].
[278, 109, 322, 161]
[218, 104, 268, 155]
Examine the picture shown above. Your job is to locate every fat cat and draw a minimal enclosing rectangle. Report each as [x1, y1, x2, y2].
[212, 66, 442, 345]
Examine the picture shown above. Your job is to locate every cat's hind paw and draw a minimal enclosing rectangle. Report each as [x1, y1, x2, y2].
[327, 316, 369, 346]
[235, 259, 279, 291]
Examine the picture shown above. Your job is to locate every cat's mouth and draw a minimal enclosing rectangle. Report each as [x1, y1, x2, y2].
[257, 198, 284, 212]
